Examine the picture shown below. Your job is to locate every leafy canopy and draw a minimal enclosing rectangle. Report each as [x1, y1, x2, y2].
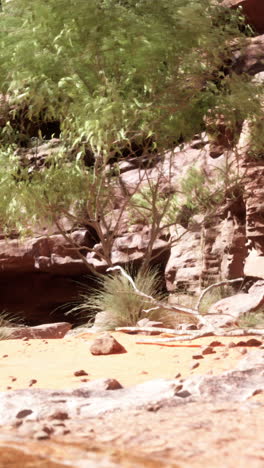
[0, 0, 263, 238]
[0, 0, 260, 154]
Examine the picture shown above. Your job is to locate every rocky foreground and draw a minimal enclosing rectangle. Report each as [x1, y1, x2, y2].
[0, 330, 263, 468]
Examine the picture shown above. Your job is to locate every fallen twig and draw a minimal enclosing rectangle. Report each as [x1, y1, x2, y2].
[107, 266, 207, 326]
[110, 267, 264, 344]
[136, 328, 264, 343]
[115, 326, 198, 335]
[196, 278, 244, 311]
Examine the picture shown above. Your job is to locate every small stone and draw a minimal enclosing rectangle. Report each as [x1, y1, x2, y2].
[186, 324, 198, 330]
[245, 338, 262, 347]
[9, 322, 72, 340]
[74, 370, 88, 377]
[236, 341, 247, 347]
[147, 403, 161, 412]
[34, 430, 50, 440]
[11, 377, 17, 382]
[175, 390, 192, 398]
[140, 371, 149, 375]
[42, 425, 54, 435]
[227, 342, 237, 348]
[190, 362, 200, 370]
[90, 333, 127, 355]
[49, 411, 69, 421]
[3, 354, 8, 358]
[208, 340, 223, 348]
[192, 354, 204, 360]
[174, 384, 183, 393]
[6, 386, 12, 390]
[175, 372, 181, 378]
[22, 337, 29, 341]
[252, 389, 263, 397]
[16, 409, 33, 419]
[100, 378, 123, 390]
[72, 378, 123, 395]
[201, 346, 216, 355]
[240, 348, 248, 355]
[14, 421, 23, 428]
[81, 378, 89, 382]
[29, 379, 37, 387]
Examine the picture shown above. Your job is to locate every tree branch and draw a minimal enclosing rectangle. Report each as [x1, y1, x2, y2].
[196, 277, 244, 311]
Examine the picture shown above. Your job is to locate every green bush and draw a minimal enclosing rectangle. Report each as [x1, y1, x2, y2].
[0, 0, 261, 154]
[69, 268, 176, 330]
[0, 309, 23, 340]
[198, 283, 236, 314]
[0, 0, 263, 274]
[238, 310, 264, 329]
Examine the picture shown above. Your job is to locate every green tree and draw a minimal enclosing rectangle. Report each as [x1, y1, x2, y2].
[0, 0, 263, 275]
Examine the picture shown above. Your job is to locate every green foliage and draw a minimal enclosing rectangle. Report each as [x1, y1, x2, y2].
[238, 309, 264, 329]
[0, 0, 261, 155]
[181, 167, 224, 214]
[0, 0, 263, 273]
[129, 187, 180, 227]
[0, 141, 118, 235]
[69, 268, 176, 330]
[128, 160, 243, 231]
[0, 309, 23, 340]
[0, 327, 11, 340]
[198, 283, 235, 314]
[0, 144, 83, 232]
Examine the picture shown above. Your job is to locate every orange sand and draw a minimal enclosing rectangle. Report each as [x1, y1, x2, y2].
[0, 332, 258, 391]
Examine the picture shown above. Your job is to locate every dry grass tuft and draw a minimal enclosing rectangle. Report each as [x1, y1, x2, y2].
[69, 268, 176, 331]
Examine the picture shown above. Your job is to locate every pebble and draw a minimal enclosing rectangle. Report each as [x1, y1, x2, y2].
[208, 340, 223, 347]
[74, 370, 88, 377]
[201, 346, 215, 355]
[192, 354, 204, 360]
[227, 342, 236, 348]
[34, 430, 50, 440]
[190, 362, 200, 370]
[29, 379, 37, 387]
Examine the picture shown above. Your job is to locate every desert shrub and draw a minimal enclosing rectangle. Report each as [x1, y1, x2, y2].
[198, 283, 236, 314]
[0, 0, 263, 276]
[0, 328, 11, 340]
[0, 309, 23, 340]
[0, 0, 261, 154]
[238, 310, 264, 329]
[69, 268, 176, 330]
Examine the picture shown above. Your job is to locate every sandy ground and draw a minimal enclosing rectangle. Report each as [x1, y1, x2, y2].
[0, 331, 263, 468]
[0, 331, 260, 391]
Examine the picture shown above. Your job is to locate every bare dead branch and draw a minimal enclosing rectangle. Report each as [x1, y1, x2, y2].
[196, 277, 244, 311]
[107, 266, 208, 326]
[135, 328, 264, 344]
[54, 219, 105, 278]
[116, 326, 199, 335]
